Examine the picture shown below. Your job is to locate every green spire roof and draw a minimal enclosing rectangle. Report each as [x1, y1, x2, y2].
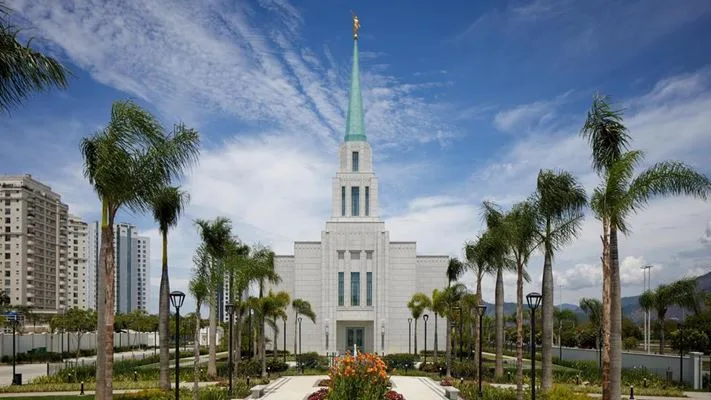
[344, 39, 366, 142]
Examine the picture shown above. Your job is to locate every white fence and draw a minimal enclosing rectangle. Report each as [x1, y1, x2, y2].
[0, 331, 158, 359]
[556, 346, 707, 389]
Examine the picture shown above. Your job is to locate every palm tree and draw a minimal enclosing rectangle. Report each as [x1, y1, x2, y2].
[248, 245, 281, 377]
[431, 289, 444, 359]
[188, 246, 209, 400]
[291, 299, 316, 356]
[407, 293, 431, 357]
[150, 186, 189, 390]
[446, 257, 465, 287]
[531, 170, 587, 389]
[80, 100, 199, 399]
[483, 201, 538, 400]
[581, 93, 711, 400]
[0, 2, 68, 112]
[194, 217, 232, 377]
[580, 297, 602, 352]
[442, 283, 467, 377]
[638, 278, 700, 354]
[250, 291, 290, 377]
[466, 233, 498, 376]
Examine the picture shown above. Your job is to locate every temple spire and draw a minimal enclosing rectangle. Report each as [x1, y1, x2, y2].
[345, 14, 366, 142]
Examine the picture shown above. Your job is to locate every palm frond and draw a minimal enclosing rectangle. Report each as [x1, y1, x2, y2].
[628, 161, 711, 212]
[580, 93, 630, 174]
[150, 186, 189, 234]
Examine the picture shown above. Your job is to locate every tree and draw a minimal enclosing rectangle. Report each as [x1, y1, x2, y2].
[638, 278, 701, 354]
[0, 2, 68, 112]
[221, 239, 251, 384]
[483, 200, 538, 400]
[670, 328, 709, 353]
[250, 290, 289, 377]
[291, 299, 316, 356]
[431, 288, 444, 358]
[531, 169, 587, 389]
[150, 186, 189, 389]
[441, 283, 467, 377]
[582, 94, 711, 400]
[189, 245, 210, 400]
[407, 292, 431, 357]
[248, 245, 280, 376]
[81, 100, 199, 400]
[58, 308, 96, 363]
[194, 217, 232, 378]
[446, 257, 465, 287]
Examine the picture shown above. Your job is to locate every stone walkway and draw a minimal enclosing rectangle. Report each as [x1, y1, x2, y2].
[246, 375, 448, 400]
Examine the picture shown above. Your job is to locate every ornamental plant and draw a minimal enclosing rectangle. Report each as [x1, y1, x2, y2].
[328, 352, 390, 400]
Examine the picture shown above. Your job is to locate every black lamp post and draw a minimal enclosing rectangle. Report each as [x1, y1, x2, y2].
[673, 318, 684, 385]
[526, 292, 543, 400]
[453, 306, 463, 362]
[408, 318, 413, 355]
[423, 314, 429, 365]
[10, 317, 19, 385]
[476, 304, 487, 397]
[169, 290, 186, 400]
[225, 303, 235, 397]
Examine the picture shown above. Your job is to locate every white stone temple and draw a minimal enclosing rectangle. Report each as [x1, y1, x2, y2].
[266, 26, 448, 356]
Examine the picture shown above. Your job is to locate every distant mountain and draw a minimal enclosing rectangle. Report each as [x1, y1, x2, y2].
[622, 270, 711, 322]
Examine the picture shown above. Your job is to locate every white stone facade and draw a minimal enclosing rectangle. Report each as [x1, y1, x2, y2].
[268, 139, 448, 355]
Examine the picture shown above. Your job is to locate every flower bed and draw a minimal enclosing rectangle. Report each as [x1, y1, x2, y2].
[307, 352, 406, 400]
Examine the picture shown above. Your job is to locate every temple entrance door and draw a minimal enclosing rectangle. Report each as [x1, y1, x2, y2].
[346, 327, 364, 352]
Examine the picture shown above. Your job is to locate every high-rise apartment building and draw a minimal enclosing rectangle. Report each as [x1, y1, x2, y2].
[87, 222, 150, 313]
[66, 215, 88, 309]
[0, 175, 70, 311]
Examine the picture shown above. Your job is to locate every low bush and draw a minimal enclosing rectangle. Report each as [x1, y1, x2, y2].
[296, 352, 326, 369]
[307, 388, 329, 400]
[384, 390, 405, 400]
[266, 358, 289, 373]
[383, 353, 416, 371]
[622, 337, 639, 350]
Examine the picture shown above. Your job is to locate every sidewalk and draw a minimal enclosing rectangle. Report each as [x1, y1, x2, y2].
[0, 381, 220, 398]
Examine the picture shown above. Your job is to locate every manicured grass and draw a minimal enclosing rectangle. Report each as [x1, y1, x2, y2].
[1, 396, 91, 400]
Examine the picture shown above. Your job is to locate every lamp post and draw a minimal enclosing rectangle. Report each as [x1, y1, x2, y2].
[526, 292, 543, 400]
[10, 317, 19, 385]
[381, 321, 385, 354]
[641, 264, 653, 353]
[60, 308, 65, 363]
[476, 304, 487, 398]
[225, 303, 235, 397]
[455, 307, 463, 362]
[169, 290, 186, 400]
[423, 314, 429, 365]
[298, 317, 303, 373]
[408, 318, 413, 354]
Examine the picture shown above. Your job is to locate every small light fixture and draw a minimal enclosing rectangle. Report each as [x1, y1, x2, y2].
[169, 290, 186, 309]
[225, 302, 234, 315]
[526, 292, 542, 311]
[476, 304, 487, 317]
[423, 314, 429, 322]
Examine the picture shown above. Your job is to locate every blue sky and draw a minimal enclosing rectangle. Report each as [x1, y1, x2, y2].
[2, 0, 711, 313]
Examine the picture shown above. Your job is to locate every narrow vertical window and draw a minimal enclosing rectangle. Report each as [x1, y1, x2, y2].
[351, 271, 360, 306]
[352, 151, 359, 172]
[351, 187, 360, 216]
[366, 271, 372, 306]
[341, 186, 346, 216]
[338, 272, 344, 306]
[365, 186, 370, 216]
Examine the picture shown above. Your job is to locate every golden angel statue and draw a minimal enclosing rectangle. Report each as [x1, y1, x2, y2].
[352, 13, 360, 38]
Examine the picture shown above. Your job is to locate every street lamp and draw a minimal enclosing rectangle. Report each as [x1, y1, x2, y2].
[453, 306, 463, 362]
[407, 318, 413, 355]
[298, 317, 303, 373]
[225, 303, 235, 397]
[526, 292, 543, 400]
[423, 314, 429, 365]
[641, 264, 653, 353]
[169, 290, 185, 400]
[282, 317, 287, 363]
[325, 320, 330, 351]
[10, 317, 20, 385]
[476, 304, 487, 397]
[381, 320, 385, 354]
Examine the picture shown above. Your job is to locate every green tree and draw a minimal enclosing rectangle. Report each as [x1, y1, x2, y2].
[150, 186, 189, 389]
[407, 292, 431, 357]
[531, 169, 587, 389]
[189, 244, 210, 400]
[60, 308, 97, 363]
[580, 298, 603, 352]
[441, 283, 467, 377]
[194, 217, 232, 377]
[431, 288, 444, 358]
[670, 328, 709, 353]
[554, 308, 579, 347]
[250, 290, 290, 377]
[220, 238, 251, 383]
[0, 2, 68, 112]
[483, 200, 538, 400]
[581, 94, 711, 400]
[291, 298, 316, 355]
[81, 100, 199, 399]
[446, 257, 465, 287]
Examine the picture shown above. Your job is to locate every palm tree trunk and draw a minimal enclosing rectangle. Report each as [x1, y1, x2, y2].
[208, 300, 217, 377]
[159, 230, 170, 390]
[414, 319, 418, 356]
[434, 315, 439, 359]
[261, 315, 267, 377]
[193, 300, 201, 400]
[600, 218, 612, 400]
[541, 243, 554, 390]
[516, 263, 524, 400]
[659, 317, 665, 354]
[273, 322, 278, 361]
[604, 226, 622, 400]
[96, 205, 116, 400]
[234, 307, 243, 385]
[445, 317, 452, 377]
[495, 268, 504, 378]
[475, 274, 482, 377]
[294, 313, 299, 357]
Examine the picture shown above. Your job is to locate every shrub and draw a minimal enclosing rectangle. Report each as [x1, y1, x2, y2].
[384, 390, 405, 400]
[307, 388, 329, 400]
[235, 360, 261, 377]
[116, 389, 172, 399]
[329, 352, 390, 400]
[266, 358, 289, 373]
[296, 352, 325, 369]
[622, 337, 639, 350]
[383, 353, 416, 371]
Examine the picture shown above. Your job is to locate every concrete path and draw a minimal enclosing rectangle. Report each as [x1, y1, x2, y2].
[246, 375, 448, 400]
[0, 381, 219, 398]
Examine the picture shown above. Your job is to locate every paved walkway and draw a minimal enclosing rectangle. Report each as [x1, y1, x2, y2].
[248, 375, 448, 400]
[0, 381, 219, 398]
